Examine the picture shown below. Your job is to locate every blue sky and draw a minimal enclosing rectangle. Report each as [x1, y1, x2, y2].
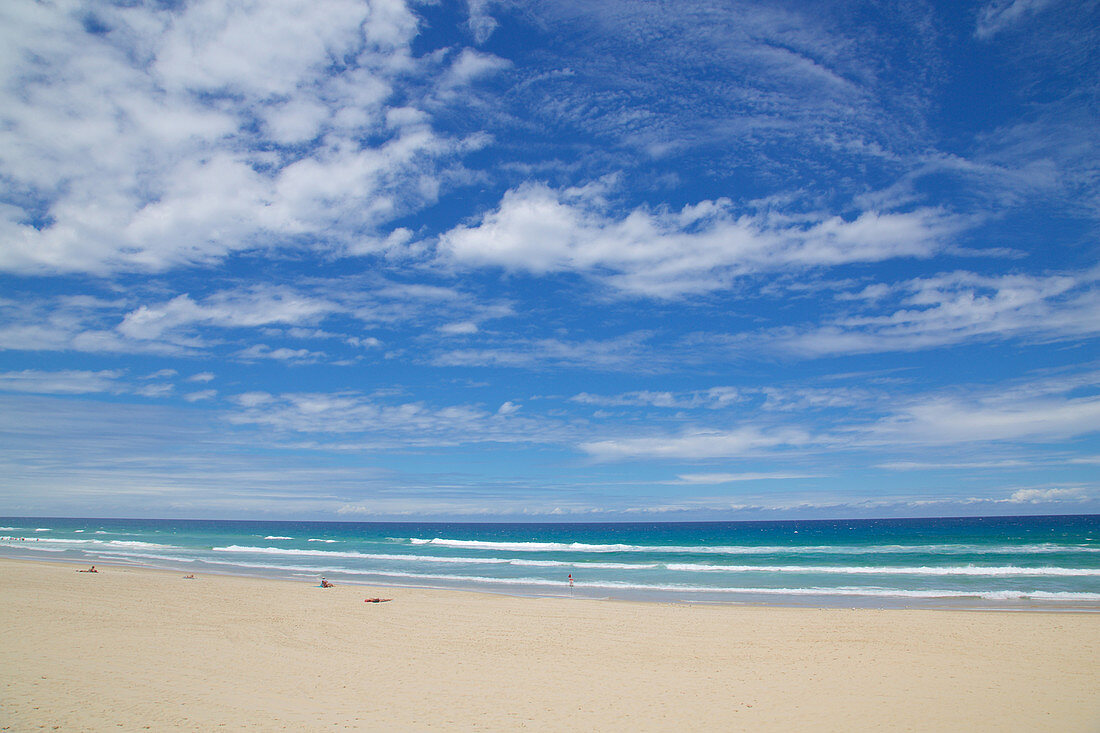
[0, 0, 1097, 520]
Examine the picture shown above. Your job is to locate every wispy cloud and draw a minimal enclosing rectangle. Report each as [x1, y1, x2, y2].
[0, 369, 126, 395]
[225, 390, 572, 449]
[975, 0, 1058, 39]
[772, 269, 1100, 356]
[671, 472, 819, 484]
[434, 331, 660, 372]
[862, 393, 1100, 446]
[0, 278, 513, 361]
[580, 426, 815, 460]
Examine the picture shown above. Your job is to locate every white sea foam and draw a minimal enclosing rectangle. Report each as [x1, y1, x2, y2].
[403, 538, 1099, 555]
[182, 557, 1100, 602]
[34, 528, 51, 532]
[93, 551, 196, 563]
[264, 536, 294, 540]
[307, 538, 337, 543]
[211, 545, 659, 570]
[212, 545, 490, 562]
[74, 530, 84, 533]
[509, 559, 660, 570]
[0, 538, 170, 549]
[664, 563, 1100, 577]
[190, 562, 1100, 601]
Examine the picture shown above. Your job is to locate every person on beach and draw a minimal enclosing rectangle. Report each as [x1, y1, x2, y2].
[78, 565, 97, 573]
[364, 598, 392, 603]
[320, 577, 334, 587]
[183, 574, 195, 579]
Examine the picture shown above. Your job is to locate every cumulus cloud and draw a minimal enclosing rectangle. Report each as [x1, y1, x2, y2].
[440, 48, 511, 90]
[1008, 487, 1086, 502]
[439, 181, 965, 297]
[118, 288, 338, 341]
[0, 0, 479, 276]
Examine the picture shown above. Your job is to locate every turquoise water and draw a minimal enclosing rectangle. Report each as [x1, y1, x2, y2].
[2, 515, 1098, 608]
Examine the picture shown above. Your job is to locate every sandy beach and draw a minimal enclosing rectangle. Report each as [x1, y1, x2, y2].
[1, 558, 1097, 731]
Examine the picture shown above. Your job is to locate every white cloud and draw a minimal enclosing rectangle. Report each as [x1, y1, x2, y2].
[569, 385, 867, 412]
[0, 0, 478, 276]
[184, 389, 217, 403]
[580, 426, 813, 460]
[975, 0, 1057, 39]
[224, 390, 566, 448]
[439, 321, 479, 335]
[1008, 487, 1085, 503]
[776, 269, 1100, 356]
[187, 372, 216, 383]
[672, 472, 817, 484]
[346, 336, 383, 349]
[877, 459, 1034, 471]
[235, 344, 326, 364]
[466, 0, 500, 44]
[866, 394, 1100, 446]
[435, 332, 658, 371]
[233, 392, 274, 408]
[439, 181, 965, 297]
[571, 387, 744, 409]
[0, 369, 125, 395]
[441, 48, 510, 89]
[118, 288, 338, 342]
[133, 383, 174, 398]
[0, 278, 514, 361]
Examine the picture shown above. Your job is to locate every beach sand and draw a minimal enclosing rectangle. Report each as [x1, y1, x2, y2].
[1, 558, 1097, 731]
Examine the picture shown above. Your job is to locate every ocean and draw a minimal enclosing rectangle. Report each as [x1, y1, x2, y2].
[2, 515, 1098, 609]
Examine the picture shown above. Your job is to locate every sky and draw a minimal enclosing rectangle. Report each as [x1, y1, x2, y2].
[0, 0, 1097, 521]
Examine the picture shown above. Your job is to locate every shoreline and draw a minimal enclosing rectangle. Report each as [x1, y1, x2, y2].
[2, 557, 1099, 731]
[4, 549, 1099, 613]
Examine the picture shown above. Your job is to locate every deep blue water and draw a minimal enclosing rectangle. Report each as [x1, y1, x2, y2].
[2, 515, 1098, 608]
